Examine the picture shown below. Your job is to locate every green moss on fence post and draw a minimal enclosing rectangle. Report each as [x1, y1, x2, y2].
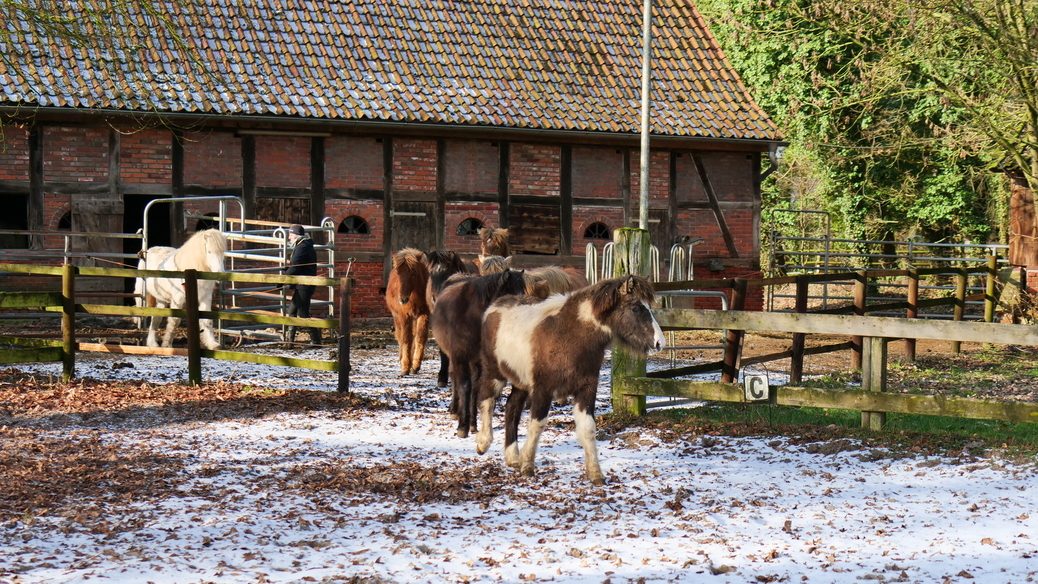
[610, 228, 652, 416]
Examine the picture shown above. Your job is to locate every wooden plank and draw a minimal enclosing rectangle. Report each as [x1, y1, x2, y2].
[619, 377, 1038, 424]
[79, 343, 188, 356]
[204, 349, 338, 371]
[0, 291, 62, 308]
[0, 336, 62, 347]
[74, 266, 340, 287]
[0, 347, 63, 364]
[654, 308, 1038, 346]
[0, 264, 64, 276]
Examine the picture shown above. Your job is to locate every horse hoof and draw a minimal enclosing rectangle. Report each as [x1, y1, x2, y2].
[520, 466, 535, 477]
[590, 476, 606, 486]
[437, 381, 447, 388]
[457, 428, 469, 439]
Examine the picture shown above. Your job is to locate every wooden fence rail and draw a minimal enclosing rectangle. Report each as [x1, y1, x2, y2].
[616, 307, 1038, 427]
[0, 263, 352, 391]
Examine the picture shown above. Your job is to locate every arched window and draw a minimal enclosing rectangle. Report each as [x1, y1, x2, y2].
[58, 211, 73, 230]
[338, 215, 370, 235]
[583, 221, 611, 240]
[456, 217, 484, 236]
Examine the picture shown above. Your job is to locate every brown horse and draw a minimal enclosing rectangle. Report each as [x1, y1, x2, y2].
[475, 275, 666, 485]
[385, 248, 430, 376]
[524, 266, 590, 298]
[429, 269, 528, 438]
[423, 249, 473, 387]
[479, 227, 510, 257]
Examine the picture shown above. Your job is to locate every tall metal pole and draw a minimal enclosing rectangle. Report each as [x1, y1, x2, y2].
[638, 0, 653, 230]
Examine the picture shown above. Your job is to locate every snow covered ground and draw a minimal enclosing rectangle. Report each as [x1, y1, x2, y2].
[2, 347, 1037, 584]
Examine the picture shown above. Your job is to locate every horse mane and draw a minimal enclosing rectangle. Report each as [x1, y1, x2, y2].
[589, 275, 656, 317]
[393, 247, 425, 270]
[424, 250, 464, 273]
[525, 266, 572, 297]
[173, 229, 226, 272]
[479, 227, 510, 257]
[477, 255, 512, 275]
[471, 269, 526, 306]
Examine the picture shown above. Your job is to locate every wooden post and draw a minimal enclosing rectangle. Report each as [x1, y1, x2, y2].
[851, 269, 867, 370]
[861, 336, 888, 430]
[984, 255, 997, 324]
[720, 278, 747, 383]
[905, 268, 919, 361]
[337, 278, 352, 394]
[951, 268, 967, 354]
[184, 269, 202, 386]
[61, 263, 76, 382]
[789, 274, 808, 383]
[611, 228, 652, 415]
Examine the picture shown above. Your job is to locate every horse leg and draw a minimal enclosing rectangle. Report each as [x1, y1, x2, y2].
[573, 398, 605, 486]
[163, 295, 183, 348]
[410, 313, 429, 375]
[518, 392, 552, 477]
[475, 372, 507, 455]
[392, 311, 413, 376]
[438, 350, 450, 388]
[502, 386, 528, 468]
[455, 360, 472, 439]
[198, 292, 220, 350]
[146, 296, 163, 348]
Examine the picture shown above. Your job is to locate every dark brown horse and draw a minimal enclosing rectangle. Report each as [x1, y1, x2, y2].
[475, 275, 665, 485]
[430, 269, 528, 438]
[423, 249, 474, 387]
[385, 248, 430, 376]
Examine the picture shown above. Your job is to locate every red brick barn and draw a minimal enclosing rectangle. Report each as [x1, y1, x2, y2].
[0, 0, 783, 317]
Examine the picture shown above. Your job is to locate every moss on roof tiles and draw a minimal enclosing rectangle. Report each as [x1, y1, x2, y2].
[1, 0, 779, 142]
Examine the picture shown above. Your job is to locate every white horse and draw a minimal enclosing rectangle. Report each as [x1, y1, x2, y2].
[135, 230, 227, 350]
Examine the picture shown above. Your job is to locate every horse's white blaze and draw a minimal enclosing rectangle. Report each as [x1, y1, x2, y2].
[487, 295, 566, 389]
[573, 406, 603, 483]
[578, 299, 611, 334]
[646, 301, 666, 354]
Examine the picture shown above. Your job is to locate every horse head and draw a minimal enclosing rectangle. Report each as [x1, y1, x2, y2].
[392, 247, 427, 305]
[479, 227, 510, 257]
[590, 275, 666, 355]
[175, 229, 226, 273]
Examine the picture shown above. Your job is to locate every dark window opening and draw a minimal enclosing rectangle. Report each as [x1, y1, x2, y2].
[583, 221, 611, 240]
[456, 217, 484, 236]
[195, 213, 218, 232]
[0, 194, 30, 249]
[58, 211, 73, 230]
[338, 215, 370, 235]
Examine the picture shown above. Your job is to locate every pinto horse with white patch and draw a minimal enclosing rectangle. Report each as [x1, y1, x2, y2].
[475, 275, 665, 485]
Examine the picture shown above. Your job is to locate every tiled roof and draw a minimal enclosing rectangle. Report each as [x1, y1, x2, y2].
[0, 0, 781, 142]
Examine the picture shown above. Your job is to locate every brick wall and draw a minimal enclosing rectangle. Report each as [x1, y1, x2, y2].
[256, 136, 310, 188]
[340, 260, 387, 319]
[572, 207, 626, 256]
[326, 136, 383, 190]
[510, 143, 560, 196]
[120, 129, 171, 184]
[572, 146, 623, 199]
[445, 139, 498, 194]
[324, 200, 384, 254]
[0, 125, 30, 181]
[393, 138, 437, 192]
[183, 131, 242, 187]
[44, 126, 108, 183]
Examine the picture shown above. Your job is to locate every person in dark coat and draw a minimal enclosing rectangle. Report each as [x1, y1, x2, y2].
[284, 224, 321, 345]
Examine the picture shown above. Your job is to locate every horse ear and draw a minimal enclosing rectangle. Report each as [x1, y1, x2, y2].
[591, 278, 621, 317]
[503, 256, 513, 268]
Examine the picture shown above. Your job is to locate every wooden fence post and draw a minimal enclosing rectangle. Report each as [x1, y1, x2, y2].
[905, 268, 919, 361]
[984, 255, 997, 324]
[337, 278, 352, 394]
[789, 274, 808, 383]
[861, 336, 888, 430]
[851, 269, 867, 370]
[720, 278, 747, 383]
[184, 269, 202, 385]
[611, 228, 652, 415]
[61, 263, 76, 382]
[951, 268, 967, 354]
